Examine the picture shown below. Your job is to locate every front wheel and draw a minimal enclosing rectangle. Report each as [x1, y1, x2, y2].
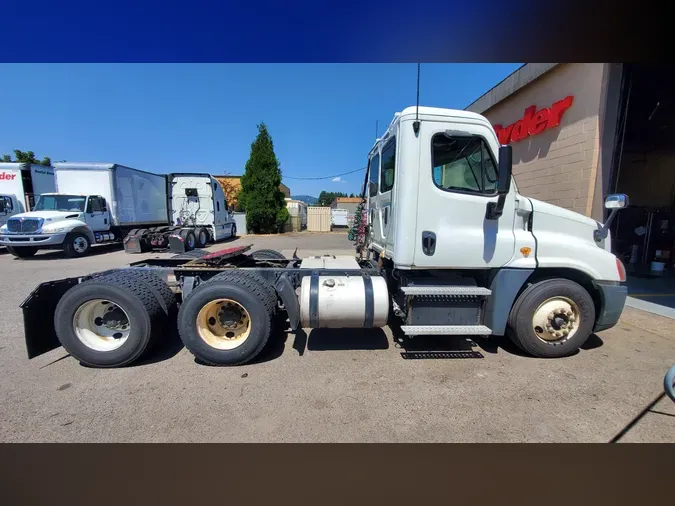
[506, 278, 596, 358]
[7, 246, 38, 258]
[63, 233, 91, 258]
[231, 224, 237, 238]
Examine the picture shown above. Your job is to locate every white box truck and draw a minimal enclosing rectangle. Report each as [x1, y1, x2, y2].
[0, 162, 56, 229]
[0, 163, 168, 258]
[20, 106, 629, 369]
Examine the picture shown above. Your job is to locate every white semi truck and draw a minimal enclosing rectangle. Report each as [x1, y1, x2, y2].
[20, 106, 628, 369]
[0, 164, 235, 258]
[0, 162, 56, 234]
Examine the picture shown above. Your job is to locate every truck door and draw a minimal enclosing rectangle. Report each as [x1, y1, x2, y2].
[85, 196, 110, 232]
[413, 125, 516, 268]
[0, 195, 13, 227]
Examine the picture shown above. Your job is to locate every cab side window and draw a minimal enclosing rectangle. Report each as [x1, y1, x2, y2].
[368, 153, 380, 197]
[432, 134, 498, 195]
[87, 197, 105, 213]
[380, 138, 396, 193]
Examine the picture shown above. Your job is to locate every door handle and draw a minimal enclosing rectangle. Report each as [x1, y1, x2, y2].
[422, 231, 436, 256]
[384, 207, 388, 225]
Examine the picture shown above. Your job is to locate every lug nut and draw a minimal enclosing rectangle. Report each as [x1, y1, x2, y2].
[548, 312, 555, 320]
[554, 331, 563, 338]
[562, 329, 570, 336]
[569, 315, 576, 322]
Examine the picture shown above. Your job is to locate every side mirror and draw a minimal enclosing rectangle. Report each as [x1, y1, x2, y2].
[604, 193, 628, 209]
[595, 193, 629, 242]
[486, 145, 513, 219]
[497, 144, 513, 195]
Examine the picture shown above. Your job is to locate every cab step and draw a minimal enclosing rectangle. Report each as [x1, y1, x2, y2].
[400, 325, 492, 336]
[400, 286, 491, 296]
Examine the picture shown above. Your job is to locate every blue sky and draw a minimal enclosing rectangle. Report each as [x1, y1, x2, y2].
[0, 64, 521, 197]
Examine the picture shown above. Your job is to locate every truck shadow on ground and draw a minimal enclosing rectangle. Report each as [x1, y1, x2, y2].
[15, 243, 125, 261]
[475, 332, 604, 357]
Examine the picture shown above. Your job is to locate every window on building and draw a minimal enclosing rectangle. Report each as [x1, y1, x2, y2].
[368, 153, 380, 197]
[380, 138, 396, 193]
[432, 134, 498, 195]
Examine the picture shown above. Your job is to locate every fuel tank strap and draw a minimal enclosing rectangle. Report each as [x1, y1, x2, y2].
[363, 275, 374, 328]
[309, 273, 319, 327]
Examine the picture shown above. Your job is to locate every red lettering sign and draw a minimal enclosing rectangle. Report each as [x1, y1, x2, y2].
[493, 95, 574, 145]
[0, 172, 17, 180]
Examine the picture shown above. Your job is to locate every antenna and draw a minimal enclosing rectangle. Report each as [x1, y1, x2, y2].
[413, 63, 421, 135]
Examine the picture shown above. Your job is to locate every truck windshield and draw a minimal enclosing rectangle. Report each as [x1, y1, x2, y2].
[34, 195, 86, 212]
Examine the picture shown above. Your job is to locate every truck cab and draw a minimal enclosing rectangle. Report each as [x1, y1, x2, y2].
[0, 194, 20, 229]
[0, 193, 113, 258]
[363, 106, 628, 357]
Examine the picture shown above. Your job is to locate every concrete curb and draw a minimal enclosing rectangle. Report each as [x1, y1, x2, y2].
[625, 296, 675, 320]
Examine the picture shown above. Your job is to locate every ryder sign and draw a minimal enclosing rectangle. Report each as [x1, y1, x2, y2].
[493, 95, 574, 145]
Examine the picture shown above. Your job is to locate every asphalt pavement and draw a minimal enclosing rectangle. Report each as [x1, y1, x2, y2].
[0, 233, 673, 442]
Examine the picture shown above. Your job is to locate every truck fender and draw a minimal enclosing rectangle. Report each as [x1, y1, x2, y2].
[275, 274, 300, 330]
[68, 225, 95, 244]
[483, 268, 535, 336]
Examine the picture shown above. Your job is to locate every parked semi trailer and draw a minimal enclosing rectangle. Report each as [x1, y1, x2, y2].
[20, 107, 628, 368]
[0, 164, 235, 258]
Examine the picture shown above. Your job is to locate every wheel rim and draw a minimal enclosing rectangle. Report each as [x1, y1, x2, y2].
[532, 296, 580, 343]
[199, 231, 207, 244]
[196, 298, 251, 350]
[187, 234, 195, 248]
[73, 299, 131, 351]
[73, 236, 89, 253]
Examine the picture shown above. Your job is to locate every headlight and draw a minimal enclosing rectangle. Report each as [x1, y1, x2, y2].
[0, 225, 7, 233]
[42, 227, 67, 233]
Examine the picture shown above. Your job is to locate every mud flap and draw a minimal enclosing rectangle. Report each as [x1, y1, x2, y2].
[20, 278, 80, 359]
[123, 229, 145, 254]
[168, 233, 186, 254]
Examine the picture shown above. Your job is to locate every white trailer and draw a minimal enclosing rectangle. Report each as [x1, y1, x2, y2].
[20, 106, 629, 369]
[0, 162, 56, 218]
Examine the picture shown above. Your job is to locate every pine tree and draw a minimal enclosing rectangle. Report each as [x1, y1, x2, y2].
[239, 123, 288, 234]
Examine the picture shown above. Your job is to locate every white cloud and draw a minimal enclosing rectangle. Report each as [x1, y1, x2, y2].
[332, 176, 342, 182]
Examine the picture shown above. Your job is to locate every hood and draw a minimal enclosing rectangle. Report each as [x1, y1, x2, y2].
[9, 210, 84, 222]
[529, 198, 601, 229]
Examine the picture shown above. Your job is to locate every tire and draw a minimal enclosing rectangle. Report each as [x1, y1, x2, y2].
[54, 274, 165, 368]
[195, 228, 209, 248]
[92, 269, 177, 318]
[63, 232, 91, 258]
[177, 271, 274, 366]
[231, 224, 237, 238]
[251, 249, 286, 261]
[171, 248, 209, 260]
[506, 278, 596, 358]
[7, 246, 38, 258]
[180, 229, 196, 252]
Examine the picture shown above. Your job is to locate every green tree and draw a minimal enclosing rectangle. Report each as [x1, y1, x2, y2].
[1, 150, 52, 166]
[239, 123, 288, 234]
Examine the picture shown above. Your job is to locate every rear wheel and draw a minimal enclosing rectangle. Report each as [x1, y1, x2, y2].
[63, 233, 91, 258]
[7, 246, 38, 258]
[179, 229, 196, 252]
[177, 271, 275, 365]
[54, 274, 166, 367]
[195, 228, 209, 248]
[507, 278, 595, 358]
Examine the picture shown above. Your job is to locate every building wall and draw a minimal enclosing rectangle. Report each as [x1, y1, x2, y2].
[479, 63, 607, 218]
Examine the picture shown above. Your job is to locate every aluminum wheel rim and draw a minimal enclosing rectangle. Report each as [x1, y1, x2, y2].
[532, 296, 580, 343]
[196, 298, 251, 350]
[187, 234, 195, 249]
[73, 237, 89, 253]
[199, 231, 207, 244]
[73, 299, 131, 351]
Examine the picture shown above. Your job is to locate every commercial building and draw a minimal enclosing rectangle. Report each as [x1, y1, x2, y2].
[467, 64, 675, 280]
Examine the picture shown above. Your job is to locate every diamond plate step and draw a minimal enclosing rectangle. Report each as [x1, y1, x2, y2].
[400, 286, 491, 296]
[400, 325, 492, 336]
